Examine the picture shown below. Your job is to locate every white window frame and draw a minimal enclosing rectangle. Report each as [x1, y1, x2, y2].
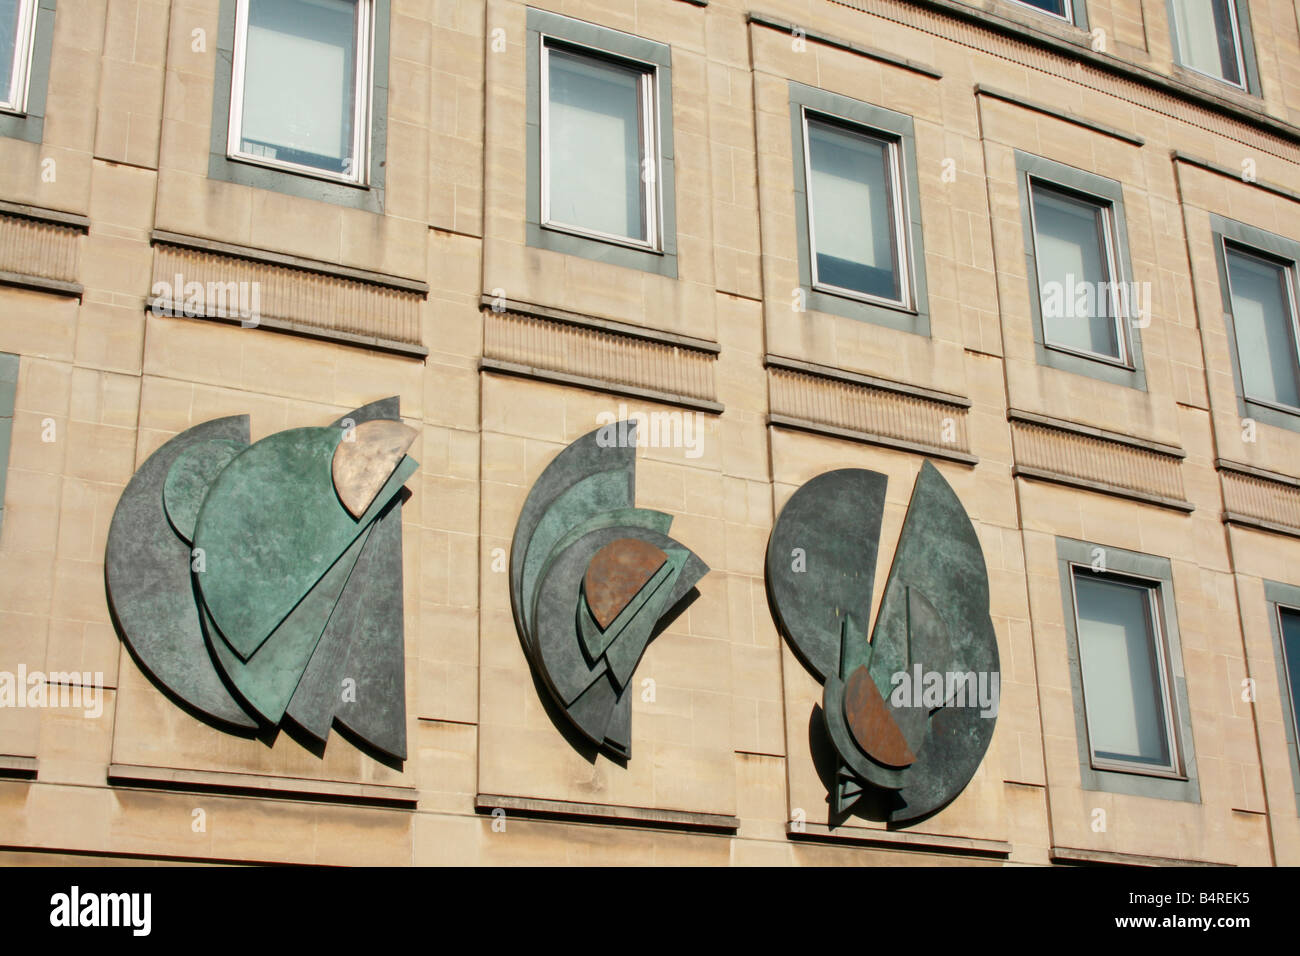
[539, 36, 661, 253]
[1027, 177, 1133, 368]
[1068, 565, 1184, 779]
[0, 0, 40, 116]
[227, 0, 373, 186]
[1009, 0, 1074, 23]
[800, 107, 913, 311]
[1221, 239, 1300, 415]
[1169, 0, 1248, 92]
[1277, 604, 1300, 752]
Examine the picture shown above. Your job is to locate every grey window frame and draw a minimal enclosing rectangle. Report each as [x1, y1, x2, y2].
[788, 81, 930, 336]
[801, 111, 911, 311]
[1265, 580, 1300, 816]
[1016, 150, 1146, 390]
[525, 8, 676, 278]
[1008, 0, 1089, 30]
[1209, 214, 1300, 435]
[1055, 537, 1200, 803]
[209, 0, 389, 212]
[1029, 182, 1130, 366]
[1165, 0, 1260, 95]
[0, 0, 55, 144]
[0, 351, 15, 542]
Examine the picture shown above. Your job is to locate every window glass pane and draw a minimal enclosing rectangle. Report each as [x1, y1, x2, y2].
[1170, 0, 1243, 85]
[1032, 185, 1121, 358]
[806, 118, 901, 301]
[545, 47, 646, 242]
[0, 0, 24, 106]
[239, 0, 359, 176]
[1074, 574, 1172, 768]
[1282, 609, 1300, 742]
[1226, 249, 1300, 409]
[1015, 0, 1068, 17]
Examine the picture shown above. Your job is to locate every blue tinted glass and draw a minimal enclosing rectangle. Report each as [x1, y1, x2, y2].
[0, 0, 23, 105]
[1074, 574, 1172, 768]
[1016, 0, 1069, 17]
[1282, 610, 1300, 740]
[1170, 0, 1244, 86]
[1032, 185, 1121, 359]
[240, 0, 359, 175]
[546, 47, 646, 242]
[806, 118, 901, 301]
[1226, 248, 1300, 410]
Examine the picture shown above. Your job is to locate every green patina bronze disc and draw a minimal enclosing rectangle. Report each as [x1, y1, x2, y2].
[193, 425, 416, 661]
[204, 524, 372, 724]
[162, 439, 245, 544]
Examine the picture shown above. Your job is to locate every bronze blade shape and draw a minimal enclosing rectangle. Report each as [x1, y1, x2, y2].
[332, 419, 417, 519]
[584, 537, 668, 629]
[844, 664, 916, 768]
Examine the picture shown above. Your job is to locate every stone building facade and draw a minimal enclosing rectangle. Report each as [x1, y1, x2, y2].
[0, 0, 1299, 865]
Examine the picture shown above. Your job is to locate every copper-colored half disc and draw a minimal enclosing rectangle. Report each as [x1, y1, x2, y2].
[332, 419, 418, 519]
[844, 665, 916, 768]
[584, 538, 668, 630]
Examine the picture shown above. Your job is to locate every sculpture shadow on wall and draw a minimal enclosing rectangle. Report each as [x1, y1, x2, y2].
[808, 706, 936, 830]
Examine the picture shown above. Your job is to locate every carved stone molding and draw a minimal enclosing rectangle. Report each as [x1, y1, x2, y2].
[1009, 410, 1190, 511]
[0, 201, 87, 297]
[1218, 460, 1300, 539]
[766, 356, 975, 464]
[150, 231, 428, 357]
[481, 298, 721, 413]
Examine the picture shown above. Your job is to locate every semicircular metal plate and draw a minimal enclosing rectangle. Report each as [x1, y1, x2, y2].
[162, 439, 245, 544]
[844, 665, 917, 769]
[331, 419, 417, 519]
[533, 525, 708, 754]
[104, 417, 256, 728]
[509, 422, 637, 646]
[765, 469, 888, 683]
[193, 426, 416, 660]
[866, 461, 1001, 823]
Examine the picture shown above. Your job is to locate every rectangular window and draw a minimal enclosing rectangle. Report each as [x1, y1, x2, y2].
[1280, 607, 1300, 751]
[228, 0, 371, 183]
[788, 83, 929, 335]
[1169, 0, 1247, 88]
[541, 41, 658, 249]
[1222, 245, 1300, 412]
[1012, 0, 1072, 20]
[0, 0, 38, 114]
[1267, 583, 1300, 815]
[802, 113, 908, 306]
[1029, 181, 1128, 364]
[1016, 152, 1142, 388]
[1070, 569, 1181, 776]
